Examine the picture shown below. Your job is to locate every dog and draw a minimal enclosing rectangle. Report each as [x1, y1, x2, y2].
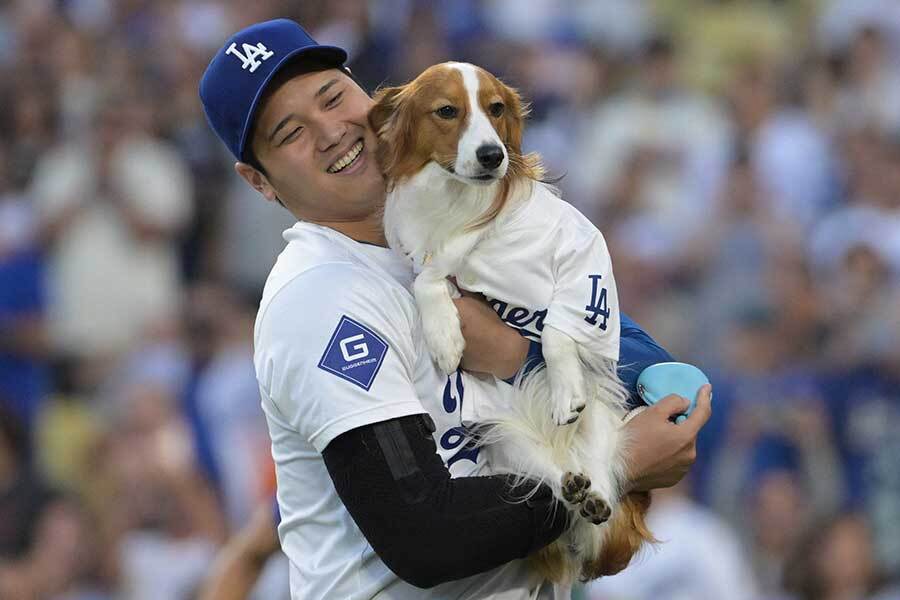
[368, 62, 654, 583]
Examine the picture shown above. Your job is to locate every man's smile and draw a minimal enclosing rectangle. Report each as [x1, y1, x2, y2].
[327, 139, 364, 173]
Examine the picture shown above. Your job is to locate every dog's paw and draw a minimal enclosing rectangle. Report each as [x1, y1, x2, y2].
[580, 492, 612, 526]
[422, 308, 465, 374]
[561, 471, 591, 506]
[550, 384, 586, 426]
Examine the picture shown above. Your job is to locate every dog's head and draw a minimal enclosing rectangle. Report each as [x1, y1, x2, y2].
[369, 62, 542, 199]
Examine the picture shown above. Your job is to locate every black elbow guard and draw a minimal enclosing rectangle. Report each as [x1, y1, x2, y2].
[322, 414, 569, 586]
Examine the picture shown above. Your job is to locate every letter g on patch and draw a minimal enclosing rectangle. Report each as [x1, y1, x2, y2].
[339, 334, 369, 361]
[319, 316, 388, 390]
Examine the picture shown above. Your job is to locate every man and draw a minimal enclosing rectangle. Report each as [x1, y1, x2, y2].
[199, 19, 711, 600]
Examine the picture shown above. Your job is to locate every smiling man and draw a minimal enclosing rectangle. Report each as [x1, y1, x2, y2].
[200, 19, 711, 600]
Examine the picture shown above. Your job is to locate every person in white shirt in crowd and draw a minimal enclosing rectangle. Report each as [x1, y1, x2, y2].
[569, 35, 732, 263]
[585, 479, 758, 600]
[30, 90, 192, 372]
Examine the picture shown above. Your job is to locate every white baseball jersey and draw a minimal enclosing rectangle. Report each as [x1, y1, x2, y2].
[254, 221, 559, 600]
[455, 181, 620, 369]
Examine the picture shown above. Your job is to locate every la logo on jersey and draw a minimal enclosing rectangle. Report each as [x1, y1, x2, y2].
[319, 316, 388, 390]
[225, 41, 274, 73]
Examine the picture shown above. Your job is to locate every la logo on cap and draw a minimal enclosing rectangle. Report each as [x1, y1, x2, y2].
[226, 41, 275, 73]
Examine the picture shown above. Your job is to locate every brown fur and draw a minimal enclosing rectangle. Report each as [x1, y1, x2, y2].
[581, 491, 657, 580]
[368, 63, 544, 230]
[530, 537, 575, 583]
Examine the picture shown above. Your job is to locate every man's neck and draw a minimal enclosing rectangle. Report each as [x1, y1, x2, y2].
[314, 215, 388, 247]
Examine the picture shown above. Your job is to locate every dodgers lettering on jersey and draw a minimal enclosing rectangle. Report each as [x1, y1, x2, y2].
[439, 369, 480, 468]
[487, 297, 547, 341]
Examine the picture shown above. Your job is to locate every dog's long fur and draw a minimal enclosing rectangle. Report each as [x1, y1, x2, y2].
[369, 62, 655, 583]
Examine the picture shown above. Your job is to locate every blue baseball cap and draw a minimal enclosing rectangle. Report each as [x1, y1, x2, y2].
[199, 19, 347, 162]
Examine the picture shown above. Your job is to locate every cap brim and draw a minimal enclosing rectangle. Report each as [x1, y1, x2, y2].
[237, 45, 348, 162]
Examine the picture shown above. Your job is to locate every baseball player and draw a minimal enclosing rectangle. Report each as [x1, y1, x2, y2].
[199, 19, 712, 600]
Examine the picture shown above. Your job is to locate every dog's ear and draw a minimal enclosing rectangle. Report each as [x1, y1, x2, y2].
[368, 85, 406, 138]
[495, 80, 543, 184]
[498, 82, 529, 156]
[368, 85, 412, 180]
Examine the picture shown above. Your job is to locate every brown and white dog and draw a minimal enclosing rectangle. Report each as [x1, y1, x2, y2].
[368, 62, 654, 583]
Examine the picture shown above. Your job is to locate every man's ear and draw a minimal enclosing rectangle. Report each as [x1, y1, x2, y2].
[235, 162, 278, 204]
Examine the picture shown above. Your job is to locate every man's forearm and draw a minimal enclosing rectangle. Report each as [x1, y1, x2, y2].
[198, 503, 281, 600]
[502, 313, 674, 404]
[322, 414, 569, 588]
[618, 313, 674, 406]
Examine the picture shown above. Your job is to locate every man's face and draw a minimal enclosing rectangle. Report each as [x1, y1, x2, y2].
[249, 67, 384, 221]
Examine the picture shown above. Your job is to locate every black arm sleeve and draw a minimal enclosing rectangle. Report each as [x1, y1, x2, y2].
[321, 414, 569, 589]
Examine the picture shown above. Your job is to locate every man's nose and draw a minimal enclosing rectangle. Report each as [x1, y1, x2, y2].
[476, 144, 504, 170]
[318, 125, 346, 153]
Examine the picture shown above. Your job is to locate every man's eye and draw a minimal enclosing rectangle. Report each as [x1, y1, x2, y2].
[489, 102, 505, 117]
[435, 105, 458, 119]
[282, 127, 302, 144]
[326, 92, 343, 108]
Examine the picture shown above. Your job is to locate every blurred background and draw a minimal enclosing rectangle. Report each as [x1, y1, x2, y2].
[0, 0, 899, 599]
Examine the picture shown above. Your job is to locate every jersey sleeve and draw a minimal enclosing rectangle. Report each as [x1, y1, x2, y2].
[543, 211, 621, 365]
[254, 263, 426, 452]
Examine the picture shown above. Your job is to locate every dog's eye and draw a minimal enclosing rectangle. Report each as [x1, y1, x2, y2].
[489, 102, 505, 117]
[435, 105, 458, 119]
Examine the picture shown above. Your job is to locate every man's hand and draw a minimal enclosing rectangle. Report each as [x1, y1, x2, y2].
[453, 292, 528, 380]
[622, 385, 712, 492]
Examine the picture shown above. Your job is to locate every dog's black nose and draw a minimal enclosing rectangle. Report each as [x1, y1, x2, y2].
[476, 144, 504, 170]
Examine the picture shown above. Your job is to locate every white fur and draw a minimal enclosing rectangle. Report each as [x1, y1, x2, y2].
[447, 62, 509, 180]
[543, 325, 588, 426]
[381, 62, 636, 583]
[476, 359, 630, 581]
[383, 162, 506, 372]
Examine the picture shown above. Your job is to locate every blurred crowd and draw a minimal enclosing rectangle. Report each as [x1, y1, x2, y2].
[0, 1, 899, 599]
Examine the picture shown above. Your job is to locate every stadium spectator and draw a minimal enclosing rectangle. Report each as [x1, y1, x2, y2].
[570, 35, 732, 259]
[31, 91, 192, 378]
[585, 480, 758, 600]
[0, 142, 48, 428]
[709, 396, 845, 596]
[100, 380, 226, 599]
[784, 513, 900, 600]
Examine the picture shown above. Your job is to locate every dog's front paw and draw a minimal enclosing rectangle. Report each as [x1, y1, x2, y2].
[422, 307, 465, 374]
[550, 378, 586, 426]
[542, 327, 587, 425]
[580, 491, 612, 526]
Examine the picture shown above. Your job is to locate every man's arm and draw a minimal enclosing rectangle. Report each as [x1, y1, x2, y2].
[455, 294, 672, 399]
[321, 414, 569, 589]
[321, 393, 711, 589]
[197, 501, 281, 600]
[454, 296, 711, 493]
[617, 313, 674, 404]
